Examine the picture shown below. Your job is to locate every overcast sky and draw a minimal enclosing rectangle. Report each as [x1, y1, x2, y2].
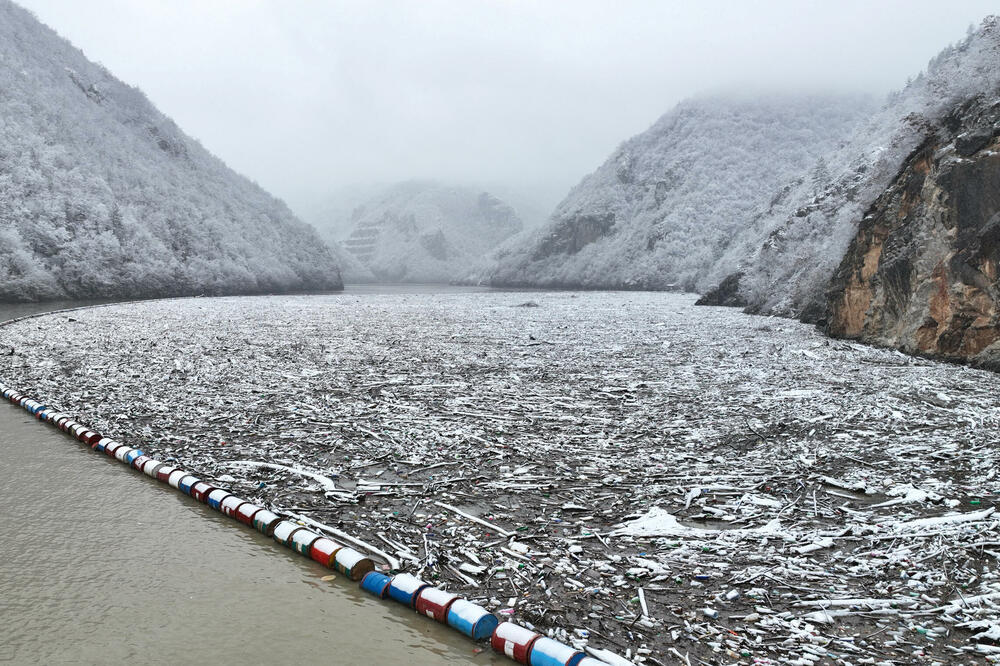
[16, 0, 999, 220]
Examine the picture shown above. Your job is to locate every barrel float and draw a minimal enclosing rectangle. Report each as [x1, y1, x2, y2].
[387, 573, 430, 607]
[236, 502, 265, 527]
[177, 475, 200, 495]
[290, 528, 322, 556]
[528, 638, 586, 666]
[360, 571, 392, 598]
[309, 537, 343, 567]
[104, 441, 124, 458]
[75, 429, 94, 443]
[113, 446, 135, 463]
[124, 449, 144, 466]
[83, 432, 103, 447]
[252, 509, 282, 536]
[131, 454, 152, 471]
[220, 495, 246, 518]
[447, 599, 499, 640]
[156, 465, 177, 483]
[415, 587, 459, 623]
[334, 547, 375, 581]
[491, 623, 541, 664]
[167, 470, 188, 489]
[190, 481, 216, 503]
[143, 460, 164, 478]
[94, 438, 112, 453]
[206, 489, 231, 511]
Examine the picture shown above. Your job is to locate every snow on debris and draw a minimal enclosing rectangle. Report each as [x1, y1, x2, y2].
[2, 289, 1000, 664]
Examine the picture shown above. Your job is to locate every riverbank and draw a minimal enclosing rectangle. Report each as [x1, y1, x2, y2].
[2, 289, 1000, 664]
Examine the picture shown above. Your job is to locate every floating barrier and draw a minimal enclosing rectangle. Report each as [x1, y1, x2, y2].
[334, 547, 374, 580]
[528, 638, 586, 666]
[388, 573, 430, 607]
[447, 599, 499, 640]
[309, 537, 342, 567]
[0, 381, 629, 666]
[360, 571, 392, 598]
[416, 587, 459, 623]
[492, 623, 542, 664]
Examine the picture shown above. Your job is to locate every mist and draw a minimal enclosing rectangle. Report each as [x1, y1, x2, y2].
[16, 0, 998, 218]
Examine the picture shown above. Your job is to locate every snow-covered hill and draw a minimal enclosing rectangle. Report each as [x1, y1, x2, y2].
[488, 94, 875, 291]
[0, 1, 341, 301]
[329, 182, 522, 283]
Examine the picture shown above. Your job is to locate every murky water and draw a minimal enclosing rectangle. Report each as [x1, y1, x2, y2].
[0, 297, 504, 666]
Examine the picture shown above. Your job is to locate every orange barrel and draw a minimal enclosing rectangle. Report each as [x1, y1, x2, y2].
[309, 537, 343, 567]
[167, 470, 188, 489]
[156, 465, 178, 483]
[131, 454, 152, 471]
[447, 599, 499, 640]
[177, 475, 200, 495]
[143, 460, 165, 478]
[334, 548, 375, 581]
[528, 638, 586, 666]
[220, 495, 247, 518]
[113, 446, 135, 463]
[387, 573, 430, 607]
[236, 503, 265, 527]
[206, 489, 231, 511]
[415, 587, 459, 623]
[360, 571, 392, 598]
[123, 449, 144, 466]
[190, 482, 216, 503]
[491, 623, 541, 664]
[271, 520, 302, 547]
[252, 509, 282, 536]
[290, 528, 322, 556]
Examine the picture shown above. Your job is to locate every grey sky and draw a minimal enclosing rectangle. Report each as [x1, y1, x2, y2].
[16, 0, 999, 219]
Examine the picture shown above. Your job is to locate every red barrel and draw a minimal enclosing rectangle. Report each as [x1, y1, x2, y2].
[309, 537, 343, 567]
[415, 587, 459, 623]
[83, 432, 103, 447]
[491, 623, 542, 664]
[156, 465, 178, 483]
[220, 495, 247, 518]
[104, 442, 124, 458]
[190, 482, 216, 503]
[131, 455, 152, 471]
[236, 502, 264, 526]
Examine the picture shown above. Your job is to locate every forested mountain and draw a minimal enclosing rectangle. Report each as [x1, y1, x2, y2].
[0, 0, 341, 301]
[488, 94, 876, 291]
[328, 181, 522, 283]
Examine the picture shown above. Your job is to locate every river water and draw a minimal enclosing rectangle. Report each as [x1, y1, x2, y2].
[0, 296, 504, 665]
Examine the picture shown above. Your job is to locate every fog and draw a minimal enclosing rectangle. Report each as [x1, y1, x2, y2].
[16, 0, 998, 220]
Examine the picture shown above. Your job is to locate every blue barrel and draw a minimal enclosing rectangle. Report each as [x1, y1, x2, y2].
[387, 573, 429, 607]
[94, 438, 111, 453]
[178, 475, 200, 495]
[360, 571, 392, 598]
[528, 638, 585, 666]
[447, 599, 499, 640]
[124, 449, 144, 465]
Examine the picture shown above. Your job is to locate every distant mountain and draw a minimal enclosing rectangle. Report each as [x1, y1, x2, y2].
[488, 94, 876, 291]
[327, 181, 522, 283]
[0, 0, 341, 301]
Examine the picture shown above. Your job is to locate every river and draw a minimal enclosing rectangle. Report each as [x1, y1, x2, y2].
[0, 295, 504, 665]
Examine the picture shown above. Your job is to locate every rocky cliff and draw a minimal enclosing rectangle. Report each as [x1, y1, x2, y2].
[826, 98, 1000, 368]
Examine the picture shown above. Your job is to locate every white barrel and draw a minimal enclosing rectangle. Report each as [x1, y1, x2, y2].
[272, 521, 300, 545]
[142, 460, 163, 477]
[220, 495, 246, 517]
[207, 489, 231, 510]
[167, 470, 187, 488]
[114, 446, 134, 462]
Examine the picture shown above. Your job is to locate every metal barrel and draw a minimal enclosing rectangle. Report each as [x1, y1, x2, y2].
[167, 470, 188, 489]
[387, 573, 430, 607]
[271, 521, 301, 547]
[491, 623, 542, 664]
[123, 449, 144, 466]
[84, 432, 103, 447]
[309, 537, 343, 567]
[190, 482, 216, 503]
[252, 509, 282, 536]
[415, 587, 459, 623]
[528, 638, 586, 666]
[130, 454, 152, 471]
[359, 571, 392, 598]
[113, 446, 135, 463]
[236, 503, 265, 527]
[156, 465, 178, 483]
[446, 599, 499, 641]
[290, 528, 322, 556]
[142, 460, 164, 478]
[94, 438, 112, 453]
[334, 547, 375, 581]
[104, 441, 124, 458]
[206, 489, 231, 511]
[177, 475, 200, 495]
[220, 495, 247, 518]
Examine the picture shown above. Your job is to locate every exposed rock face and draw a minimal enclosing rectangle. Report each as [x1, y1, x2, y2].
[826, 101, 1000, 368]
